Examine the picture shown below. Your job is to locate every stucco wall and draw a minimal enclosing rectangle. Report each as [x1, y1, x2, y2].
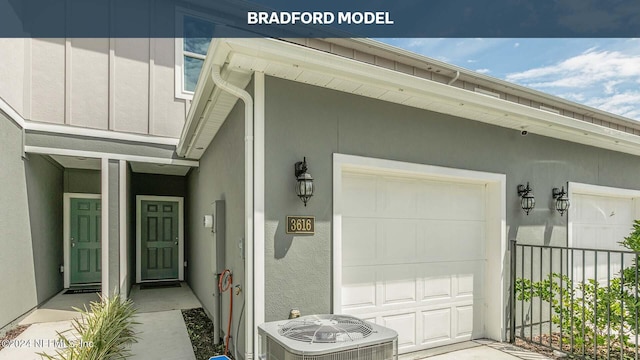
[263, 76, 640, 322]
[64, 169, 101, 194]
[25, 154, 64, 304]
[187, 93, 246, 357]
[0, 112, 38, 328]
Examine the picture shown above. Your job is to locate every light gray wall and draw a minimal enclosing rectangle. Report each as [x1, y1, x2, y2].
[25, 154, 64, 304]
[108, 160, 121, 295]
[0, 31, 187, 138]
[64, 169, 101, 194]
[263, 76, 640, 321]
[187, 93, 246, 358]
[0, 112, 38, 328]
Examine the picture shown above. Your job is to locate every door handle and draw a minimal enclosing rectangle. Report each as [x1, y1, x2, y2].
[71, 237, 75, 247]
[174, 241, 178, 245]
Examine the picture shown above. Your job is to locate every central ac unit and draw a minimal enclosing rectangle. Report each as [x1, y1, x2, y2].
[258, 314, 398, 360]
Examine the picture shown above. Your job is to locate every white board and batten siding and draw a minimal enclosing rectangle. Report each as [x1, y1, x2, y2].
[334, 154, 507, 355]
[0, 37, 187, 138]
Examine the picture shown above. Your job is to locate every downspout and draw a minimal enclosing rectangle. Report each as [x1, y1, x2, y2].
[448, 70, 460, 85]
[210, 65, 255, 360]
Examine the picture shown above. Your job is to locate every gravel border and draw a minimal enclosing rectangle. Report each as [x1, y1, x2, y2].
[182, 308, 226, 360]
[0, 324, 30, 351]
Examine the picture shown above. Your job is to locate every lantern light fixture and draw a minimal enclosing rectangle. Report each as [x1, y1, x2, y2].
[552, 186, 570, 216]
[517, 182, 536, 215]
[295, 157, 313, 206]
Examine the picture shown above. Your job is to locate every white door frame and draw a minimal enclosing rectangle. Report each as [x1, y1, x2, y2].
[332, 153, 507, 341]
[568, 182, 640, 248]
[63, 193, 102, 288]
[136, 195, 185, 283]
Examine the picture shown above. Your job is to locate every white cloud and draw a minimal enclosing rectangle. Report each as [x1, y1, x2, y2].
[506, 49, 640, 87]
[476, 68, 491, 74]
[585, 92, 640, 120]
[506, 48, 640, 120]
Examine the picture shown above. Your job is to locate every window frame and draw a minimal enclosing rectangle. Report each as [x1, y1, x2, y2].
[174, 8, 216, 100]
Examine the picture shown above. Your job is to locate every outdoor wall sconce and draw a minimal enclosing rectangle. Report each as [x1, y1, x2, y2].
[295, 157, 313, 206]
[552, 186, 570, 216]
[517, 182, 535, 215]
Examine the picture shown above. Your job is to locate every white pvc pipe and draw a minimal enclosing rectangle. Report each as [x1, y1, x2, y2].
[210, 65, 254, 360]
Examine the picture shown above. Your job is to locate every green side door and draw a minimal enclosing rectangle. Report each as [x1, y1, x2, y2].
[70, 198, 102, 285]
[141, 200, 179, 280]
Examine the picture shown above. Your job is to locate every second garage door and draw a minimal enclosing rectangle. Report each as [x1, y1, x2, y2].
[339, 169, 488, 354]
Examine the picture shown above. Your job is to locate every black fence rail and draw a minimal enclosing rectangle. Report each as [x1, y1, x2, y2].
[510, 240, 640, 359]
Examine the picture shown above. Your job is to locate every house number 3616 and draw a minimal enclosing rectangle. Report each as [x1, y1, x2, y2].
[286, 216, 315, 234]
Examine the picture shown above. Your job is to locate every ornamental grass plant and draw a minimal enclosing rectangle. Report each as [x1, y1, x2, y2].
[39, 293, 139, 360]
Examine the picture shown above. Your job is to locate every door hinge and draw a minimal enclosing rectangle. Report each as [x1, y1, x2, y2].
[184, 261, 188, 268]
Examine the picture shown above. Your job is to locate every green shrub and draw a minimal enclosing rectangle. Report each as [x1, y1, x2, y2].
[515, 220, 640, 355]
[39, 293, 139, 360]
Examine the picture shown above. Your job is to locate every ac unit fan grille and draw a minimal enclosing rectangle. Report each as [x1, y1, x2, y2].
[278, 315, 374, 344]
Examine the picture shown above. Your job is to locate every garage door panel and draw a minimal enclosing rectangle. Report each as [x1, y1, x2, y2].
[381, 219, 418, 263]
[455, 305, 476, 338]
[342, 266, 377, 310]
[422, 308, 452, 344]
[343, 173, 378, 217]
[449, 183, 486, 221]
[342, 218, 378, 266]
[382, 313, 417, 350]
[420, 261, 485, 302]
[421, 222, 485, 262]
[382, 177, 420, 217]
[382, 264, 417, 305]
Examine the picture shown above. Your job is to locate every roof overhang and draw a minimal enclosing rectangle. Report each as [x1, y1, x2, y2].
[179, 38, 640, 159]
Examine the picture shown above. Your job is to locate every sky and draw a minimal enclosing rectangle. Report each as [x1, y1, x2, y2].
[378, 38, 640, 121]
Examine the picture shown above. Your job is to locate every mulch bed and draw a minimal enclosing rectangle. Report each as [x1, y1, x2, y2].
[516, 334, 637, 359]
[0, 324, 30, 351]
[182, 308, 227, 360]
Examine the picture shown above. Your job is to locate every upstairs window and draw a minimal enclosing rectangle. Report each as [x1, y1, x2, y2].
[176, 10, 215, 99]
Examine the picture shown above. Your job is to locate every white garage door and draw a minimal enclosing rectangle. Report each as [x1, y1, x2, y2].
[340, 170, 487, 354]
[571, 189, 638, 283]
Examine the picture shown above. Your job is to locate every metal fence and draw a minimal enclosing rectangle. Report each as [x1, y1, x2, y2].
[509, 240, 640, 359]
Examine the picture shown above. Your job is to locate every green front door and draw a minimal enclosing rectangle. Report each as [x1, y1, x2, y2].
[70, 198, 102, 285]
[141, 200, 179, 280]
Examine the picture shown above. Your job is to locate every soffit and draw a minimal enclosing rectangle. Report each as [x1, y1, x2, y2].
[184, 38, 640, 159]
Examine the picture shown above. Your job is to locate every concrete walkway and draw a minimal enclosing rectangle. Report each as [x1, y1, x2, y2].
[399, 340, 553, 360]
[0, 283, 199, 359]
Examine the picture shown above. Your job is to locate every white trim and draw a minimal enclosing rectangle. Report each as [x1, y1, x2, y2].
[253, 71, 266, 354]
[0, 96, 26, 128]
[136, 195, 185, 283]
[119, 160, 128, 299]
[63, 193, 101, 289]
[332, 153, 507, 342]
[24, 146, 198, 167]
[24, 121, 179, 146]
[568, 182, 640, 248]
[101, 158, 110, 298]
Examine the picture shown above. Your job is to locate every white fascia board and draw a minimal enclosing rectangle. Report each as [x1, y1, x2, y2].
[0, 96, 26, 128]
[221, 38, 640, 156]
[25, 121, 179, 146]
[24, 146, 199, 167]
[177, 39, 233, 157]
